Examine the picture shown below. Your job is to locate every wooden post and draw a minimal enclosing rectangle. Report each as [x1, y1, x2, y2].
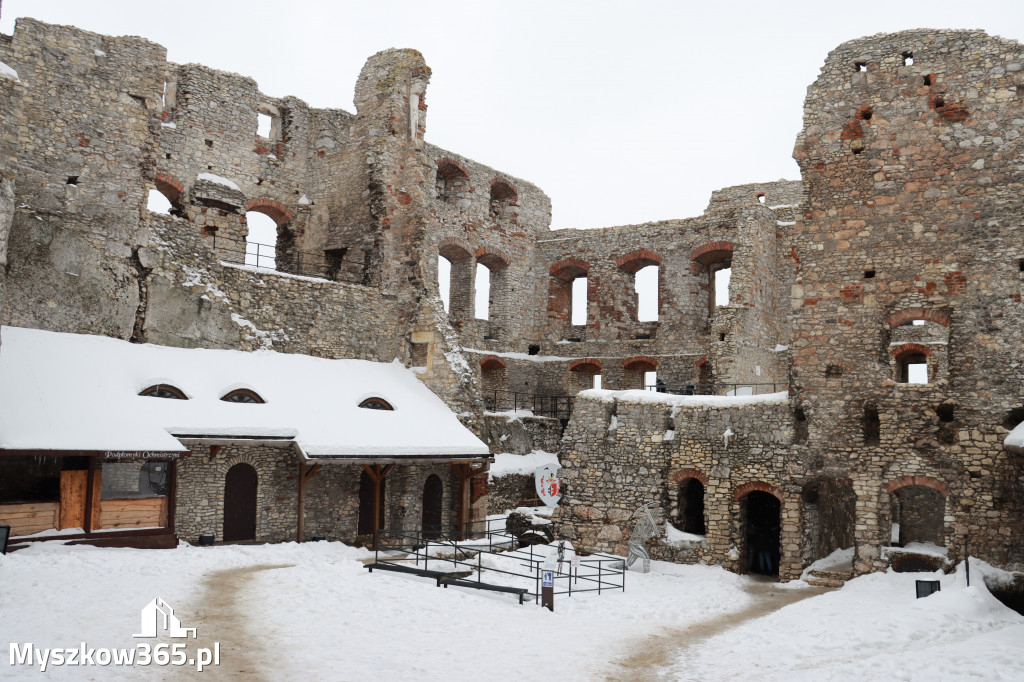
[167, 459, 178, 534]
[450, 463, 485, 538]
[84, 457, 97, 533]
[361, 464, 391, 548]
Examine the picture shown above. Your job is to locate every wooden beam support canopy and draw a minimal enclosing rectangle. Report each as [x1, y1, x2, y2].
[450, 462, 486, 538]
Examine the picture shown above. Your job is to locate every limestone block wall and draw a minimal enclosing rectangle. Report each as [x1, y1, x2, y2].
[790, 29, 1024, 572]
[553, 393, 803, 579]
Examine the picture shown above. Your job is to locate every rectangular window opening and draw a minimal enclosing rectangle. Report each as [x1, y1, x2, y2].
[438, 256, 451, 312]
[571, 276, 587, 326]
[906, 362, 929, 384]
[474, 263, 491, 320]
[714, 266, 732, 307]
[257, 112, 273, 138]
[635, 265, 659, 322]
[593, 374, 602, 390]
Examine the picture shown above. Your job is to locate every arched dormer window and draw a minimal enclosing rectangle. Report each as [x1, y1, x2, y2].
[221, 389, 265, 404]
[359, 398, 394, 411]
[139, 384, 187, 400]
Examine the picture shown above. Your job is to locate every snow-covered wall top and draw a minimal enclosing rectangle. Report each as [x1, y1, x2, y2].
[0, 326, 490, 459]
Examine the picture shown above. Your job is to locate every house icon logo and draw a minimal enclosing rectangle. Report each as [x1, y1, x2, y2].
[133, 597, 197, 639]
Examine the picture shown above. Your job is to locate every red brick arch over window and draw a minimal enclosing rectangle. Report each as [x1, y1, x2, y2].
[886, 308, 951, 328]
[691, 241, 734, 265]
[550, 257, 589, 279]
[569, 358, 602, 373]
[622, 355, 658, 372]
[154, 172, 184, 203]
[436, 157, 470, 180]
[616, 249, 662, 274]
[886, 475, 947, 495]
[489, 178, 518, 204]
[733, 481, 783, 502]
[672, 468, 709, 485]
[475, 245, 510, 270]
[245, 198, 293, 226]
[479, 355, 507, 371]
[439, 236, 474, 262]
[890, 343, 933, 360]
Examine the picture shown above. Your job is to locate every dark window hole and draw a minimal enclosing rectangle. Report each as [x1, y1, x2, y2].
[934, 95, 945, 108]
[854, 61, 867, 72]
[205, 139, 214, 148]
[527, 344, 540, 355]
[1004, 406, 1024, 430]
[719, 333, 726, 342]
[923, 75, 932, 86]
[66, 176, 79, 185]
[936, 404, 955, 422]
[864, 269, 876, 279]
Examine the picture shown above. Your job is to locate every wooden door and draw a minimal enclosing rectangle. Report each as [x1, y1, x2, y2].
[421, 475, 443, 539]
[223, 463, 257, 542]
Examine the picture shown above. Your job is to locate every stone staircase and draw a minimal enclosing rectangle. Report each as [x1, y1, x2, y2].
[805, 569, 852, 588]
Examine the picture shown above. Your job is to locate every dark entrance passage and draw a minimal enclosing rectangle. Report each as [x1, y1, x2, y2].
[223, 463, 257, 542]
[421, 475, 443, 539]
[680, 478, 706, 535]
[745, 491, 780, 575]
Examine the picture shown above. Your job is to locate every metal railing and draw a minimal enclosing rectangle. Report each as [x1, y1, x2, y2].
[644, 382, 787, 396]
[209, 232, 366, 283]
[482, 390, 574, 420]
[371, 524, 625, 604]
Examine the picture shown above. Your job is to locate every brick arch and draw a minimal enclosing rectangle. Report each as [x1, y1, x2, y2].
[622, 355, 658, 372]
[479, 355, 507, 371]
[672, 468, 709, 485]
[615, 249, 662, 274]
[886, 475, 947, 495]
[436, 157, 470, 180]
[550, 256, 589, 279]
[569, 358, 602, 373]
[438, 236, 474, 261]
[154, 172, 184, 203]
[890, 342, 933, 360]
[886, 308, 951, 328]
[695, 355, 708, 368]
[733, 481, 784, 502]
[489, 178, 518, 204]
[691, 240, 734, 265]
[475, 245, 510, 270]
[245, 198, 293, 226]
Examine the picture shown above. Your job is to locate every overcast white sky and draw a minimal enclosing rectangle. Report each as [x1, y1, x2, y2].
[4, 1, 1024, 230]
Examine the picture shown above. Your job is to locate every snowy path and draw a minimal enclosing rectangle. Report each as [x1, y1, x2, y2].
[605, 578, 828, 681]
[172, 564, 294, 681]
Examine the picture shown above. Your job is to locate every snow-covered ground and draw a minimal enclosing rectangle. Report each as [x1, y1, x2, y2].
[1, 540, 1022, 680]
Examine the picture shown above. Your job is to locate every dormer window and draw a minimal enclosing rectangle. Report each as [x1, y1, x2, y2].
[221, 389, 265, 404]
[139, 384, 187, 399]
[359, 398, 394, 411]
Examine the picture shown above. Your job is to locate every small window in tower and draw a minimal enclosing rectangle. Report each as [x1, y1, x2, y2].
[854, 61, 867, 72]
[903, 52, 914, 66]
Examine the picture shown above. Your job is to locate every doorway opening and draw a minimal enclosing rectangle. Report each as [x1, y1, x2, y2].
[223, 463, 257, 542]
[744, 490, 780, 575]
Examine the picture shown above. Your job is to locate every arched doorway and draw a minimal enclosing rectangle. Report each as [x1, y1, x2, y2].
[890, 484, 944, 547]
[679, 478, 706, 535]
[422, 475, 443, 539]
[223, 463, 258, 542]
[744, 490, 780, 575]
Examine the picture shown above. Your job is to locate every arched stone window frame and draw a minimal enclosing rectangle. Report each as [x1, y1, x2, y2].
[435, 158, 471, 205]
[616, 249, 662, 323]
[488, 178, 518, 221]
[549, 257, 590, 331]
[691, 241, 734, 314]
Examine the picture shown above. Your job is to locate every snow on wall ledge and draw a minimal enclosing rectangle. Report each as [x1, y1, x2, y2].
[578, 388, 790, 407]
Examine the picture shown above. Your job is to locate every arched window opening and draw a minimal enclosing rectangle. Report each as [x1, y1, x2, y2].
[571, 276, 587, 326]
[475, 262, 491, 320]
[147, 189, 173, 215]
[221, 389, 265, 404]
[635, 265, 659, 322]
[439, 241, 474, 323]
[438, 255, 452, 312]
[623, 357, 657, 391]
[359, 398, 394, 411]
[890, 484, 944, 547]
[244, 211, 278, 270]
[569, 360, 602, 392]
[436, 160, 470, 205]
[489, 180, 517, 220]
[900, 353, 928, 384]
[679, 478, 706, 535]
[139, 384, 187, 400]
[480, 357, 508, 409]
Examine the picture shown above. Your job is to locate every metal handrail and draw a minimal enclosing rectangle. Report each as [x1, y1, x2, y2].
[482, 390, 574, 420]
[644, 382, 787, 396]
[208, 232, 365, 283]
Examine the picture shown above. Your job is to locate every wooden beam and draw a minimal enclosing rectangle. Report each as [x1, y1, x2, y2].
[297, 460, 306, 543]
[361, 464, 391, 548]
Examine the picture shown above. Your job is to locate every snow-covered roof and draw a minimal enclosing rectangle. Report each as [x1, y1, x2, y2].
[0, 326, 490, 461]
